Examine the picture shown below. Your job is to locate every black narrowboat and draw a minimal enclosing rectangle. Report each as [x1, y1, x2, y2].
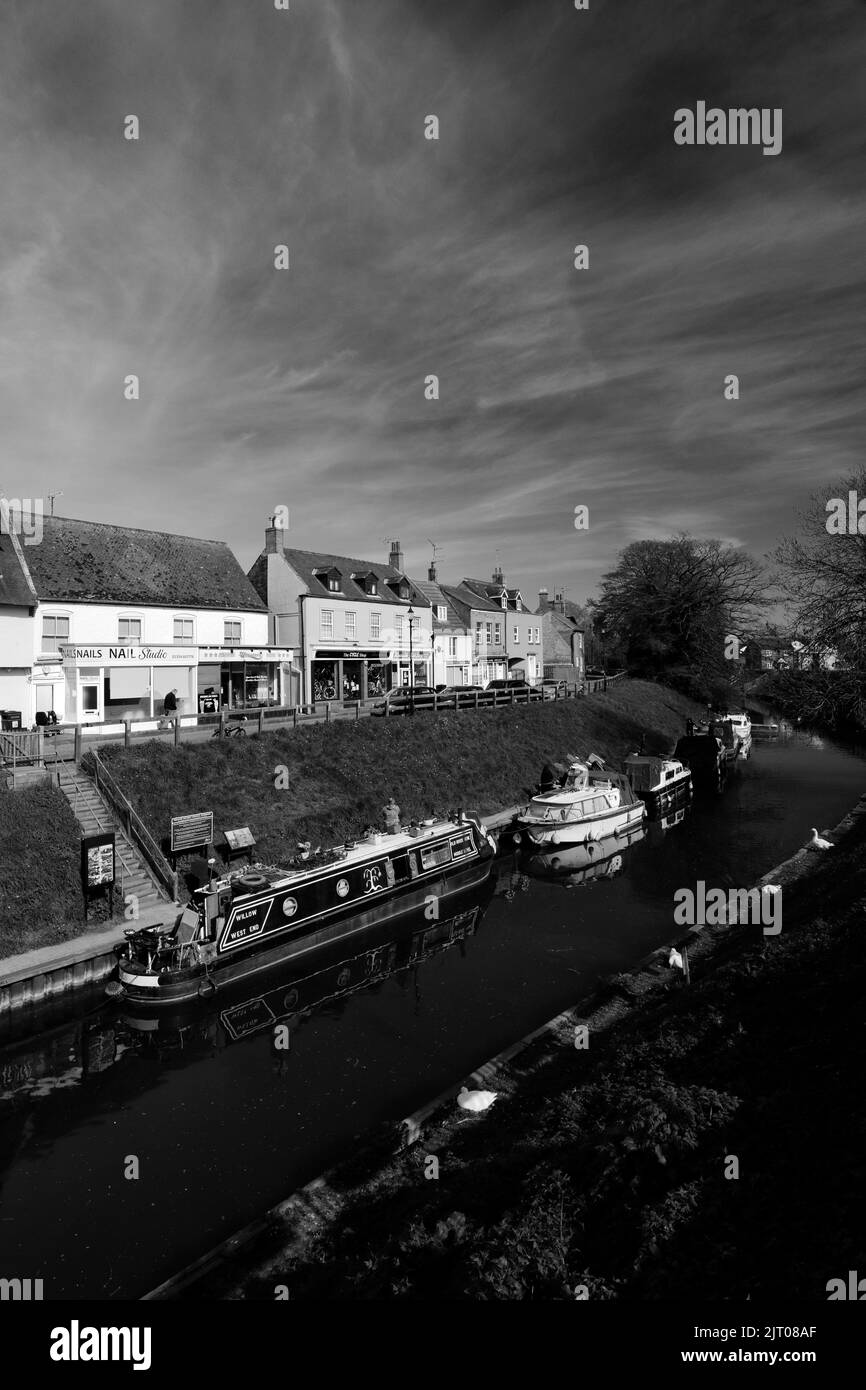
[115, 813, 496, 1005]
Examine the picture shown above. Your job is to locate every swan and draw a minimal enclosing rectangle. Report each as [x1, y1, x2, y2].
[807, 828, 834, 851]
[457, 1086, 498, 1113]
[668, 947, 684, 971]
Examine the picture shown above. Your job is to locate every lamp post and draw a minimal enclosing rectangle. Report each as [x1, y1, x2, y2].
[408, 605, 415, 715]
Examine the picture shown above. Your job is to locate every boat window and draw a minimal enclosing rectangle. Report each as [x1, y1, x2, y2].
[421, 840, 453, 870]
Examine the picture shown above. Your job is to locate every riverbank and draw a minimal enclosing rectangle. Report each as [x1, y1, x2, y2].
[153, 790, 866, 1301]
[92, 680, 702, 868]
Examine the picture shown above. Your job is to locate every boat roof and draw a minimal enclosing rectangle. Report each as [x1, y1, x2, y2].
[214, 818, 474, 892]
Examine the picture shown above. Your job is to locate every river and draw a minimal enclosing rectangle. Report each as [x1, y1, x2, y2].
[0, 727, 862, 1299]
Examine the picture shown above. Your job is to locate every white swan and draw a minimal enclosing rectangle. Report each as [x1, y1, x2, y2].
[457, 1086, 498, 1113]
[807, 828, 834, 851]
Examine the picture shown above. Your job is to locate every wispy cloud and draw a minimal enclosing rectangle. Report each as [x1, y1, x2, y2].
[1, 0, 864, 605]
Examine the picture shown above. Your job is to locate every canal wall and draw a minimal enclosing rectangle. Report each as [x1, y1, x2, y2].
[140, 790, 866, 1300]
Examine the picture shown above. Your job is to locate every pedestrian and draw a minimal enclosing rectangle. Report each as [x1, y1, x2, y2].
[383, 796, 401, 833]
[685, 717, 694, 736]
[163, 688, 178, 718]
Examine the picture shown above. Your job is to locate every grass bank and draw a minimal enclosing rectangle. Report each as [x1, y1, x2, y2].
[192, 795, 866, 1302]
[93, 681, 702, 867]
[0, 782, 105, 956]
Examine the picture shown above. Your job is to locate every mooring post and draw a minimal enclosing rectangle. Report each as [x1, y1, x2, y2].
[124, 719, 131, 749]
[173, 717, 180, 746]
[73, 725, 82, 764]
[258, 708, 265, 735]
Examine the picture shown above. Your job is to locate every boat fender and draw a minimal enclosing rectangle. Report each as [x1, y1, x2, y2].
[198, 976, 217, 998]
[104, 980, 124, 999]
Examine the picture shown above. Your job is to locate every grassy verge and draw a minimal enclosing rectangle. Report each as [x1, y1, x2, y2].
[94, 680, 702, 867]
[197, 795, 866, 1301]
[0, 782, 111, 956]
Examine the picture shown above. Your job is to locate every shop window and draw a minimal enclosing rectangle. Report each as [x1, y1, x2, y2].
[174, 617, 195, 642]
[42, 614, 70, 644]
[312, 661, 337, 701]
[224, 621, 242, 645]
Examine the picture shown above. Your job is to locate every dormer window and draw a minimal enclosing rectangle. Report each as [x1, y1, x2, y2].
[351, 571, 378, 597]
[314, 566, 342, 594]
[436, 605, 447, 621]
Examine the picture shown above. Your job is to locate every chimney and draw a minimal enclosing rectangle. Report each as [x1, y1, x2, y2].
[265, 515, 286, 555]
[554, 587, 565, 613]
[388, 539, 404, 572]
[428, 559, 437, 582]
[538, 586, 549, 612]
[492, 563, 504, 586]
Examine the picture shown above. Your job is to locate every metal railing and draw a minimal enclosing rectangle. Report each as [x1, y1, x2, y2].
[88, 749, 178, 901]
[52, 745, 130, 905]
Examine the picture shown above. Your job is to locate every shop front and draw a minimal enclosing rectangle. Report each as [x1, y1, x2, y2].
[196, 646, 295, 712]
[59, 645, 198, 723]
[310, 649, 430, 702]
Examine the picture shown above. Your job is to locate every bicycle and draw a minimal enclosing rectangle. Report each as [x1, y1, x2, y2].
[313, 680, 337, 701]
[211, 719, 248, 739]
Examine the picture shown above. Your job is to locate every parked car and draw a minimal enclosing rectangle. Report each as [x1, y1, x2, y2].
[370, 686, 437, 717]
[485, 679, 542, 701]
[540, 679, 568, 700]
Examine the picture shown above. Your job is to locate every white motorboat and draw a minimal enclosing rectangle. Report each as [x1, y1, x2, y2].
[513, 757, 645, 849]
[622, 753, 692, 817]
[521, 822, 645, 887]
[720, 710, 752, 758]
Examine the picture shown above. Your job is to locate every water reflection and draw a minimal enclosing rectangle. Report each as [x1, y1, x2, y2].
[520, 822, 645, 888]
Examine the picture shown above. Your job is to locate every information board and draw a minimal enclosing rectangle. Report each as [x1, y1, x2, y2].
[170, 812, 214, 854]
[81, 833, 115, 889]
[224, 826, 256, 851]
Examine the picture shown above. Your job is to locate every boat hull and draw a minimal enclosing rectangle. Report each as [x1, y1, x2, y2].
[118, 855, 493, 1006]
[638, 773, 693, 819]
[515, 801, 645, 849]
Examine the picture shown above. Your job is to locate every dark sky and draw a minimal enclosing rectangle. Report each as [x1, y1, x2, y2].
[1, 0, 864, 605]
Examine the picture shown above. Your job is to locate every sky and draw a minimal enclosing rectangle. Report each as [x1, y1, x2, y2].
[1, 0, 865, 609]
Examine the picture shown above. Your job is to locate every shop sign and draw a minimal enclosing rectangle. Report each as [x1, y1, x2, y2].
[60, 645, 197, 667]
[198, 647, 293, 662]
[313, 650, 383, 660]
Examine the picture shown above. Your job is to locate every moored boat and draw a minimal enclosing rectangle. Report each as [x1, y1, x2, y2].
[520, 821, 645, 887]
[115, 813, 497, 1005]
[674, 732, 728, 794]
[512, 757, 645, 849]
[622, 753, 692, 818]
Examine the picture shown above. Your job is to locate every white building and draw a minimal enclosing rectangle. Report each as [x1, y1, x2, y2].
[0, 516, 296, 727]
[248, 529, 433, 701]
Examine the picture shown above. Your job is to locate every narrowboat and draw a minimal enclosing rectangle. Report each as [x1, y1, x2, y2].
[622, 753, 692, 817]
[114, 813, 497, 1005]
[674, 732, 728, 793]
[512, 757, 645, 849]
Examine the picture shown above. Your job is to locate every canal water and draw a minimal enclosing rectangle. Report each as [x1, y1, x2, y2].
[0, 728, 863, 1299]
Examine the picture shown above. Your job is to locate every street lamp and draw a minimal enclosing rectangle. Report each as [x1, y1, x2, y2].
[408, 605, 415, 715]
